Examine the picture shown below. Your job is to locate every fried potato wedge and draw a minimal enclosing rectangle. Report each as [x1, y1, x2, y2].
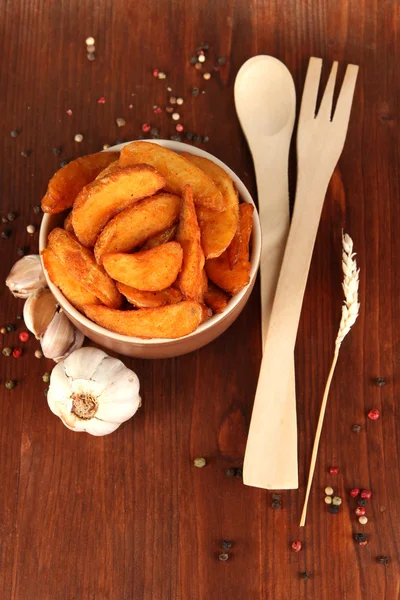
[94, 193, 181, 264]
[47, 228, 123, 308]
[83, 301, 204, 339]
[141, 224, 177, 250]
[41, 152, 119, 214]
[204, 282, 229, 314]
[120, 141, 225, 212]
[72, 164, 165, 247]
[182, 153, 239, 259]
[103, 242, 183, 292]
[42, 247, 100, 312]
[176, 185, 205, 301]
[205, 203, 254, 294]
[117, 282, 183, 308]
[64, 212, 74, 233]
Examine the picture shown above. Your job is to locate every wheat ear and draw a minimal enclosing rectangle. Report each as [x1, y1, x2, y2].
[300, 233, 360, 527]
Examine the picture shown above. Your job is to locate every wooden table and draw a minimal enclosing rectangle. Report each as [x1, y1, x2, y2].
[1, 1, 399, 598]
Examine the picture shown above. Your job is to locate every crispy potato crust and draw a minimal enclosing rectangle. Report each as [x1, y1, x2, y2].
[47, 228, 123, 308]
[103, 242, 183, 292]
[117, 283, 183, 308]
[72, 164, 165, 247]
[203, 282, 230, 314]
[83, 301, 204, 339]
[120, 142, 225, 212]
[141, 224, 178, 250]
[41, 152, 119, 214]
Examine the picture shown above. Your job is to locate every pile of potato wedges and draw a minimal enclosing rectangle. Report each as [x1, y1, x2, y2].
[41, 142, 254, 339]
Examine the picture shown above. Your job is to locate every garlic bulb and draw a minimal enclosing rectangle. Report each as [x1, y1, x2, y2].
[40, 308, 84, 362]
[47, 347, 141, 435]
[23, 288, 58, 339]
[6, 255, 47, 298]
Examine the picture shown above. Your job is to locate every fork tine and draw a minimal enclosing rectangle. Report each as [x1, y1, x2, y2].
[317, 61, 338, 120]
[332, 64, 359, 125]
[298, 57, 323, 122]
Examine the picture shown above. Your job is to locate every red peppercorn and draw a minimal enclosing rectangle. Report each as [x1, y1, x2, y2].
[329, 466, 339, 475]
[152, 68, 159, 78]
[176, 123, 184, 132]
[355, 506, 366, 516]
[358, 540, 368, 546]
[153, 106, 162, 115]
[291, 541, 302, 552]
[368, 408, 380, 420]
[12, 347, 22, 358]
[141, 123, 151, 133]
[350, 488, 360, 498]
[97, 97, 106, 104]
[19, 331, 29, 342]
[361, 489, 372, 499]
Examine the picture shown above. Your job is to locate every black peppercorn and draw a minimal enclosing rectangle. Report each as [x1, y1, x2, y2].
[354, 533, 367, 543]
[235, 468, 243, 478]
[193, 135, 202, 143]
[352, 423, 362, 433]
[52, 147, 62, 156]
[11, 129, 20, 138]
[225, 468, 236, 478]
[202, 136, 209, 143]
[192, 87, 200, 97]
[185, 132, 194, 141]
[17, 247, 25, 257]
[272, 494, 281, 501]
[218, 56, 227, 65]
[6, 324, 15, 332]
[190, 56, 197, 65]
[169, 135, 181, 142]
[60, 160, 69, 167]
[150, 127, 159, 137]
[221, 540, 232, 550]
[375, 377, 386, 387]
[378, 556, 389, 564]
[16, 313, 23, 320]
[357, 499, 367, 507]
[300, 572, 310, 580]
[272, 500, 282, 509]
[1, 230, 11, 239]
[7, 212, 16, 221]
[33, 205, 41, 214]
[329, 504, 340, 514]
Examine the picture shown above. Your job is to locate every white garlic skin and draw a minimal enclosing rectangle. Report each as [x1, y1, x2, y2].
[40, 309, 84, 362]
[23, 288, 58, 339]
[47, 347, 141, 436]
[6, 255, 47, 298]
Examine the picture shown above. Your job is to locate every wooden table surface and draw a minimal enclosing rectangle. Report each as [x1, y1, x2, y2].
[1, 1, 399, 599]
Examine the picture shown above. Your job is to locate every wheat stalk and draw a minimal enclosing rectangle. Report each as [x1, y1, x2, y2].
[300, 233, 360, 527]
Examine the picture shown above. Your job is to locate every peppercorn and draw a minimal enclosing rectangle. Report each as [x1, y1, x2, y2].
[352, 423, 362, 433]
[218, 56, 227, 65]
[193, 135, 202, 143]
[21, 150, 31, 158]
[19, 331, 29, 342]
[375, 377, 386, 387]
[2, 347, 12, 356]
[291, 541, 302, 552]
[378, 556, 389, 564]
[354, 533, 367, 543]
[150, 127, 159, 137]
[300, 572, 310, 580]
[60, 160, 69, 168]
[324, 496, 332, 504]
[0, 327, 6, 334]
[10, 129, 20, 138]
[325, 486, 334, 496]
[329, 466, 339, 475]
[332, 496, 342, 506]
[34, 349, 43, 359]
[12, 348, 22, 358]
[221, 540, 232, 550]
[350, 488, 360, 498]
[225, 468, 236, 477]
[1, 230, 11, 239]
[16, 313, 23, 320]
[235, 468, 243, 478]
[271, 500, 282, 509]
[42, 372, 51, 383]
[185, 132, 194, 141]
[1, 217, 7, 223]
[7, 212, 16, 221]
[192, 87, 200, 97]
[355, 506, 366, 517]
[202, 136, 209, 143]
[357, 499, 367, 507]
[52, 147, 62, 156]
[6, 324, 15, 332]
[272, 494, 281, 500]
[359, 516, 368, 525]
[169, 134, 181, 142]
[329, 504, 340, 514]
[33, 205, 41, 214]
[218, 553, 229, 562]
[5, 380, 15, 389]
[361, 489, 372, 499]
[189, 56, 197, 65]
[358, 540, 368, 546]
[368, 408, 380, 420]
[193, 457, 206, 468]
[17, 247, 25, 257]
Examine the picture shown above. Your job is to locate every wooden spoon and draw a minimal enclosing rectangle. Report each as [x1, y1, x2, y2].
[235, 56, 298, 489]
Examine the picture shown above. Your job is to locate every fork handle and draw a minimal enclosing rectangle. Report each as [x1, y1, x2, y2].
[243, 171, 332, 489]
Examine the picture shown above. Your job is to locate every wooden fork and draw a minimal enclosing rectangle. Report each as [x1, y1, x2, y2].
[243, 57, 359, 489]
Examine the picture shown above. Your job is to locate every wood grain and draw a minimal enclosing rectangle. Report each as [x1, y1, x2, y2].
[0, 1, 399, 599]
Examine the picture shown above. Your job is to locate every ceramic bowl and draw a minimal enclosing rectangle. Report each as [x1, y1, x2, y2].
[39, 140, 261, 358]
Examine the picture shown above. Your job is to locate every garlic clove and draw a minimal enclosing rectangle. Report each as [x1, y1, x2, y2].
[6, 255, 47, 298]
[40, 309, 75, 361]
[95, 360, 141, 423]
[47, 361, 72, 416]
[63, 346, 107, 381]
[54, 328, 85, 363]
[23, 288, 58, 339]
[66, 416, 121, 436]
